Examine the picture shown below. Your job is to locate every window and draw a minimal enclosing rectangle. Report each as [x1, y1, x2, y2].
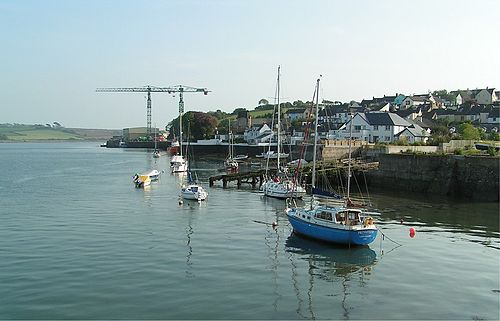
[385, 136, 391, 141]
[354, 125, 361, 130]
[385, 125, 391, 131]
[316, 211, 332, 221]
[373, 125, 379, 130]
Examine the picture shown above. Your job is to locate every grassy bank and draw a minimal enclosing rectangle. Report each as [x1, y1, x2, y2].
[0, 124, 121, 141]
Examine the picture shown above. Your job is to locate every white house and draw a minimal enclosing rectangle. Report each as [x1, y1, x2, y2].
[330, 112, 412, 143]
[474, 88, 497, 105]
[400, 95, 431, 110]
[284, 108, 307, 121]
[395, 123, 431, 144]
[244, 124, 272, 144]
[318, 106, 350, 127]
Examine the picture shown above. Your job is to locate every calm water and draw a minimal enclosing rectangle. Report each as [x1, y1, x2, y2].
[0, 142, 498, 320]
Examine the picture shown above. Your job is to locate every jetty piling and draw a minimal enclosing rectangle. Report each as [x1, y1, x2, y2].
[209, 170, 267, 189]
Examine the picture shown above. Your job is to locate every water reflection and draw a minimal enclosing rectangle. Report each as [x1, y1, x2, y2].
[185, 212, 194, 279]
[285, 234, 377, 320]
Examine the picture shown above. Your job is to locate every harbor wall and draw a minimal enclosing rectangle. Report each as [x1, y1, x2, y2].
[364, 154, 499, 201]
[106, 140, 318, 161]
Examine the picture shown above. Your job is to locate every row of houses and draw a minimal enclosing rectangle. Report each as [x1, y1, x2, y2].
[231, 87, 499, 145]
[240, 111, 432, 145]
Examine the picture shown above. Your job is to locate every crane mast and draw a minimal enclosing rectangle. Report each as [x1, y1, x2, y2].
[96, 85, 209, 135]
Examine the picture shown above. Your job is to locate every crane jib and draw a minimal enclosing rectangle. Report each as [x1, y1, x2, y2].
[96, 85, 210, 135]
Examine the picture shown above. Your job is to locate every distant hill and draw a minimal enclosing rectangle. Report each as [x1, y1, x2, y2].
[0, 124, 121, 141]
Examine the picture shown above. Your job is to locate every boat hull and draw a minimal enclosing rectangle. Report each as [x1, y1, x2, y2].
[133, 175, 151, 188]
[287, 212, 377, 246]
[181, 186, 208, 201]
[262, 181, 306, 199]
[146, 170, 161, 181]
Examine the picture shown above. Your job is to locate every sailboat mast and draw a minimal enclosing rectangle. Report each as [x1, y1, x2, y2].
[179, 89, 184, 157]
[228, 118, 232, 159]
[347, 112, 353, 201]
[276, 65, 281, 170]
[154, 125, 157, 150]
[311, 77, 320, 190]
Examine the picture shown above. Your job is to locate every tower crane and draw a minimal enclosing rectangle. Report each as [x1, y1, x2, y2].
[96, 85, 210, 135]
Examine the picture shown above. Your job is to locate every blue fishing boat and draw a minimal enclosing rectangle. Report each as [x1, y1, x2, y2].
[286, 205, 377, 245]
[286, 77, 377, 246]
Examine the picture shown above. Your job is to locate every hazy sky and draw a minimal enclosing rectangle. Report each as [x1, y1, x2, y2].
[1, 0, 499, 129]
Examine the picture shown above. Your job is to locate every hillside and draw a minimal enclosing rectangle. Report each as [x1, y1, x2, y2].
[0, 124, 121, 141]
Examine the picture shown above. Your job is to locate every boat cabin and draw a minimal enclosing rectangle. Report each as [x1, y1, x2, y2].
[314, 208, 362, 226]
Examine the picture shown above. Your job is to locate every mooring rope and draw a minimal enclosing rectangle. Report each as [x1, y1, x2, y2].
[377, 227, 403, 247]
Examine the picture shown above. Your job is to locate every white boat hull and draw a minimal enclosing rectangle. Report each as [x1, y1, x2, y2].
[181, 184, 208, 201]
[146, 169, 161, 181]
[262, 181, 307, 199]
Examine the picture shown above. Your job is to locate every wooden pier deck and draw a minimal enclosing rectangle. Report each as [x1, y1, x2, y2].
[209, 170, 271, 188]
[208, 160, 379, 189]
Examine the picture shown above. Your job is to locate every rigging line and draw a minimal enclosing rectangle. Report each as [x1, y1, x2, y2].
[293, 82, 319, 185]
[377, 227, 403, 247]
[264, 85, 278, 178]
[351, 169, 366, 203]
[362, 171, 373, 207]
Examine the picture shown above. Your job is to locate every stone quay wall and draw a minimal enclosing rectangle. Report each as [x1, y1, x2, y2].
[364, 154, 499, 201]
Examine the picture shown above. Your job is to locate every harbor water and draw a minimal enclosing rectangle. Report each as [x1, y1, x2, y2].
[0, 142, 498, 320]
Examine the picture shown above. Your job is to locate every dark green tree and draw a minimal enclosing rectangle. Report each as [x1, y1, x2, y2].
[458, 122, 481, 140]
[168, 111, 218, 141]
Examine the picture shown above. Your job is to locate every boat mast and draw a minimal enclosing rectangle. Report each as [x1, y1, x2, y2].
[228, 118, 231, 159]
[179, 89, 184, 157]
[276, 65, 281, 171]
[311, 77, 321, 199]
[154, 124, 157, 151]
[346, 111, 353, 201]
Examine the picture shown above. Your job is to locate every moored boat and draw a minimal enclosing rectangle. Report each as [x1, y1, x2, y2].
[133, 174, 151, 188]
[224, 119, 239, 171]
[261, 66, 305, 199]
[180, 125, 208, 201]
[261, 178, 307, 199]
[233, 154, 248, 162]
[286, 205, 377, 246]
[285, 77, 378, 246]
[181, 183, 208, 201]
[146, 169, 161, 181]
[256, 150, 289, 159]
[168, 140, 180, 155]
[170, 107, 187, 173]
[171, 158, 188, 173]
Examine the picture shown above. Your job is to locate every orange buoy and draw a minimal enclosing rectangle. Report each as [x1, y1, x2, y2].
[409, 227, 416, 238]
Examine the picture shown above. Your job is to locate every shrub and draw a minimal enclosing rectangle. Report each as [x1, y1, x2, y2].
[487, 146, 498, 156]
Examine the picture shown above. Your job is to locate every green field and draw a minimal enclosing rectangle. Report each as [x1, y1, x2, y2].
[0, 124, 120, 141]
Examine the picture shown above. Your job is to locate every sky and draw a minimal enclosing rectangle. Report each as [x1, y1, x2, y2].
[1, 0, 499, 129]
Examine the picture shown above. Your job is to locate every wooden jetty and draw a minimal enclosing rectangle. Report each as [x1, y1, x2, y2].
[209, 170, 271, 188]
[208, 160, 379, 189]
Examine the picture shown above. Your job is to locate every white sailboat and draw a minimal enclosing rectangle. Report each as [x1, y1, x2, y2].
[261, 66, 306, 199]
[171, 105, 188, 173]
[286, 77, 377, 246]
[224, 119, 239, 171]
[153, 126, 160, 158]
[180, 123, 208, 201]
